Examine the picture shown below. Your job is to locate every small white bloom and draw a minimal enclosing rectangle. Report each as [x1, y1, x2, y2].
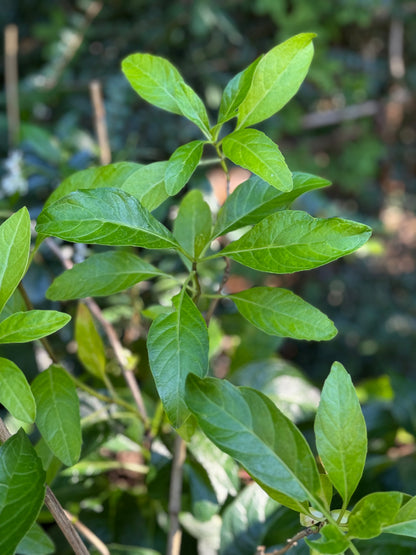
[0, 150, 28, 198]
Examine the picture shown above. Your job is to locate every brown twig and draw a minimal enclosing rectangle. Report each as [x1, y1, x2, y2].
[166, 434, 187, 555]
[4, 24, 20, 148]
[389, 18, 405, 79]
[256, 521, 325, 555]
[0, 418, 90, 555]
[89, 79, 112, 165]
[301, 101, 379, 129]
[64, 510, 110, 555]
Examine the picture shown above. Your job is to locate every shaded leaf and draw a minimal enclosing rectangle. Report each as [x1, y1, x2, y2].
[165, 141, 205, 196]
[384, 496, 416, 538]
[0, 310, 70, 344]
[46, 251, 167, 301]
[229, 287, 337, 341]
[349, 492, 403, 539]
[147, 291, 209, 427]
[15, 523, 55, 555]
[305, 523, 351, 554]
[0, 430, 46, 555]
[222, 129, 292, 192]
[173, 81, 210, 135]
[315, 362, 367, 505]
[0, 207, 31, 314]
[0, 358, 36, 423]
[218, 210, 372, 273]
[76, 303, 106, 379]
[36, 188, 178, 250]
[119, 161, 169, 211]
[31, 365, 82, 466]
[173, 190, 212, 259]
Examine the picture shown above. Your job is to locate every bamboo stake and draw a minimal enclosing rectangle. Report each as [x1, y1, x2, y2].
[89, 79, 112, 165]
[4, 24, 20, 148]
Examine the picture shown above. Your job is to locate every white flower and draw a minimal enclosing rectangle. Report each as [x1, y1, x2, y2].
[0, 150, 28, 198]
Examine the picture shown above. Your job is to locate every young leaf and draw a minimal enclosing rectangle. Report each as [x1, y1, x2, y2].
[213, 172, 331, 237]
[237, 33, 315, 129]
[222, 129, 292, 192]
[46, 251, 167, 301]
[229, 287, 337, 341]
[36, 188, 179, 250]
[217, 56, 263, 126]
[165, 141, 205, 196]
[0, 310, 71, 344]
[305, 523, 351, 554]
[0, 207, 31, 314]
[185, 375, 321, 512]
[173, 190, 212, 259]
[43, 161, 143, 209]
[120, 161, 169, 211]
[122, 53, 210, 135]
[147, 291, 209, 427]
[15, 523, 55, 555]
[0, 357, 36, 423]
[315, 362, 367, 505]
[31, 365, 82, 466]
[76, 303, 106, 380]
[0, 429, 46, 555]
[384, 496, 416, 538]
[348, 492, 403, 539]
[218, 210, 372, 273]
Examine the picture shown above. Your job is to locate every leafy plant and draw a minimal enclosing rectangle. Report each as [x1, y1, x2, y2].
[1, 32, 414, 555]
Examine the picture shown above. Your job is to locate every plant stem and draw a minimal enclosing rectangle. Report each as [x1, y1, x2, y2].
[214, 142, 231, 197]
[64, 510, 110, 555]
[0, 418, 90, 555]
[205, 256, 230, 325]
[166, 434, 187, 555]
[256, 521, 325, 555]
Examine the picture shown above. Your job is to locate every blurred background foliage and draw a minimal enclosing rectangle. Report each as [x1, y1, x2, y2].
[1, 0, 416, 553]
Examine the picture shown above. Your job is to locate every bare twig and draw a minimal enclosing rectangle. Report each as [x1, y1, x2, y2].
[4, 24, 20, 148]
[301, 101, 379, 129]
[166, 434, 187, 555]
[257, 521, 325, 555]
[89, 79, 112, 165]
[0, 418, 90, 555]
[64, 510, 110, 555]
[389, 18, 405, 79]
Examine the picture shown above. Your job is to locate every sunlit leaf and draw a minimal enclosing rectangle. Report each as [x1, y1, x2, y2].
[0, 358, 36, 423]
[165, 141, 205, 196]
[349, 492, 403, 539]
[173, 190, 212, 259]
[0, 311, 71, 344]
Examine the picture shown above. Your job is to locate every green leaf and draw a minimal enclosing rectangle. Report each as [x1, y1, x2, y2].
[122, 54, 210, 135]
[36, 188, 178, 250]
[147, 291, 209, 427]
[185, 375, 321, 512]
[0, 429, 46, 555]
[315, 362, 367, 505]
[0, 358, 36, 423]
[217, 56, 263, 126]
[229, 287, 337, 341]
[213, 172, 331, 237]
[46, 251, 167, 301]
[75, 303, 106, 379]
[218, 210, 372, 273]
[120, 161, 169, 211]
[173, 190, 212, 259]
[0, 310, 71, 344]
[15, 523, 55, 555]
[349, 492, 403, 539]
[31, 365, 82, 466]
[165, 141, 205, 196]
[43, 162, 143, 209]
[384, 496, 416, 538]
[305, 523, 351, 554]
[222, 129, 292, 192]
[220, 482, 279, 555]
[0, 207, 31, 314]
[237, 33, 315, 129]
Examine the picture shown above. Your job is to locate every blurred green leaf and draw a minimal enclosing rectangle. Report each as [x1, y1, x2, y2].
[15, 523, 55, 555]
[75, 303, 106, 379]
[0, 358, 36, 423]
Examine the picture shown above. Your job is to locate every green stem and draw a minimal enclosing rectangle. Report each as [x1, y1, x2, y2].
[214, 142, 231, 197]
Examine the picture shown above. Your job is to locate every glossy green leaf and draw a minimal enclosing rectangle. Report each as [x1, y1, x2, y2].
[173, 190, 212, 259]
[222, 129, 292, 192]
[147, 291, 209, 427]
[44, 162, 143, 209]
[237, 33, 315, 129]
[31, 365, 82, 466]
[229, 287, 337, 341]
[36, 188, 178, 250]
[0, 289, 26, 324]
[315, 362, 367, 505]
[46, 251, 167, 301]
[0, 429, 46, 555]
[218, 210, 372, 273]
[122, 54, 210, 134]
[384, 496, 416, 538]
[0, 358, 36, 423]
[213, 172, 331, 237]
[305, 523, 351, 554]
[185, 375, 321, 512]
[75, 303, 106, 379]
[0, 207, 31, 314]
[120, 161, 169, 211]
[220, 482, 279, 555]
[0, 310, 71, 344]
[349, 492, 403, 539]
[15, 523, 55, 555]
[165, 141, 205, 196]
